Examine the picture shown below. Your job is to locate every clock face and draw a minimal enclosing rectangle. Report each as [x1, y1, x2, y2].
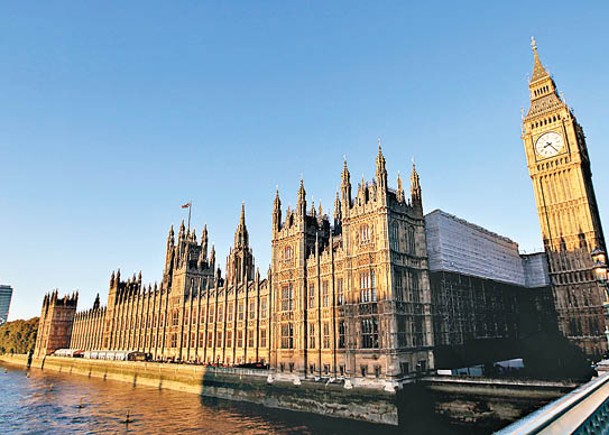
[535, 131, 564, 158]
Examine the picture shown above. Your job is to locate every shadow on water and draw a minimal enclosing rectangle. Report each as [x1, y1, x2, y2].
[0, 362, 497, 434]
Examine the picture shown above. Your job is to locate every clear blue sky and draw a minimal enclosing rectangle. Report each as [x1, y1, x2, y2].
[3, 1, 609, 320]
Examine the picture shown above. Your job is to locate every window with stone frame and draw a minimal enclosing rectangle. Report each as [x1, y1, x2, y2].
[248, 328, 255, 347]
[227, 303, 234, 322]
[284, 245, 293, 261]
[249, 300, 256, 319]
[207, 331, 213, 348]
[408, 225, 416, 254]
[323, 322, 330, 348]
[309, 323, 316, 348]
[337, 278, 344, 305]
[260, 328, 267, 347]
[226, 330, 233, 347]
[361, 317, 379, 349]
[199, 332, 205, 347]
[208, 307, 214, 323]
[260, 297, 267, 319]
[308, 284, 315, 308]
[237, 330, 243, 347]
[200, 308, 206, 324]
[281, 323, 294, 349]
[171, 333, 177, 348]
[391, 221, 399, 251]
[360, 223, 371, 244]
[217, 305, 224, 322]
[281, 284, 294, 311]
[238, 301, 244, 320]
[322, 280, 329, 307]
[172, 310, 180, 326]
[338, 320, 346, 348]
[359, 270, 377, 302]
[216, 331, 223, 347]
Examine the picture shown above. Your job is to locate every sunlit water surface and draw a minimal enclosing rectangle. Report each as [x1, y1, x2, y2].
[0, 363, 472, 434]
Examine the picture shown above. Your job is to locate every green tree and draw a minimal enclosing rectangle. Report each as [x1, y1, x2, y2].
[0, 317, 39, 354]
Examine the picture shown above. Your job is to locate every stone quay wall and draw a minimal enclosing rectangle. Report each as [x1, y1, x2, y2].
[0, 354, 399, 425]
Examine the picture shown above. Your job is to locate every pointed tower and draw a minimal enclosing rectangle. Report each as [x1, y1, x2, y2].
[235, 202, 249, 249]
[396, 172, 405, 203]
[201, 224, 208, 260]
[333, 191, 342, 230]
[375, 139, 388, 191]
[273, 187, 282, 232]
[522, 37, 607, 357]
[341, 158, 351, 217]
[410, 162, 422, 209]
[297, 178, 307, 216]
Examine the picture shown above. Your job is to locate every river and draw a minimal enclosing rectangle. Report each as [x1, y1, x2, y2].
[0, 362, 479, 434]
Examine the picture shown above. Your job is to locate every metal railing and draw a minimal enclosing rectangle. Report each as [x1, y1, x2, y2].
[496, 370, 609, 434]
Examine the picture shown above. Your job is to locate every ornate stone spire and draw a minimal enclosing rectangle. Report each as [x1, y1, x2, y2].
[410, 162, 422, 206]
[341, 157, 351, 215]
[273, 187, 282, 231]
[530, 36, 550, 83]
[375, 138, 387, 189]
[201, 224, 208, 259]
[396, 171, 405, 203]
[334, 191, 341, 225]
[235, 202, 249, 248]
[167, 224, 175, 246]
[297, 178, 307, 215]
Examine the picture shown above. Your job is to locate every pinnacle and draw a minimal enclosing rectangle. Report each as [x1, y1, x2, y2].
[530, 36, 549, 82]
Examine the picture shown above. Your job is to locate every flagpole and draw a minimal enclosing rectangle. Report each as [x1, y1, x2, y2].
[188, 201, 192, 232]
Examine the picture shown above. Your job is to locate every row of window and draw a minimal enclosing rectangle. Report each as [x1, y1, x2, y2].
[281, 316, 379, 350]
[167, 328, 268, 349]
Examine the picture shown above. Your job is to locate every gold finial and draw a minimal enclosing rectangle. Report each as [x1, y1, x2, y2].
[531, 36, 537, 52]
[377, 137, 381, 149]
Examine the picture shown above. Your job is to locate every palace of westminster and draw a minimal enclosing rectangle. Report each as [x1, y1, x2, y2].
[34, 40, 609, 382]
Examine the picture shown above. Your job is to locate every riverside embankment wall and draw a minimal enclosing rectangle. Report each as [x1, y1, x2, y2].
[1, 354, 578, 430]
[0, 354, 399, 425]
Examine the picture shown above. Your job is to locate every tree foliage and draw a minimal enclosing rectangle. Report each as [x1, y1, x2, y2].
[0, 317, 39, 354]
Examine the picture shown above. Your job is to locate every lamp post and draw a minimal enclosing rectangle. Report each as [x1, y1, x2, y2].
[591, 248, 609, 351]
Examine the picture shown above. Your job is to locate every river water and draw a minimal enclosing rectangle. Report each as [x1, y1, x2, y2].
[0, 362, 476, 434]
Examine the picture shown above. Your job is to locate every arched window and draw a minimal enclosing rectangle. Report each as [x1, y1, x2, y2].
[391, 222, 399, 251]
[284, 246, 293, 261]
[360, 224, 371, 244]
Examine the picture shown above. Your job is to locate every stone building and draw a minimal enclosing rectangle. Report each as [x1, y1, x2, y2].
[34, 290, 78, 358]
[69, 205, 271, 365]
[521, 38, 607, 357]
[270, 147, 434, 380]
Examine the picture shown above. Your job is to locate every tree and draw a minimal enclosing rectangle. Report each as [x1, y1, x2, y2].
[0, 317, 39, 354]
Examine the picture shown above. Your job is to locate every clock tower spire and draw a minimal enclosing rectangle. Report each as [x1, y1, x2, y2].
[522, 38, 607, 357]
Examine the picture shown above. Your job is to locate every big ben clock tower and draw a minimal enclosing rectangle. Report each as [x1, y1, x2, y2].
[522, 38, 607, 357]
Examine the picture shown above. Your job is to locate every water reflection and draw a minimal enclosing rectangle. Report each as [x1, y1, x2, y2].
[0, 363, 468, 434]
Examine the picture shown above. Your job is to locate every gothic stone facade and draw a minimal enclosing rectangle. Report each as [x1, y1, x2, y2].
[34, 291, 78, 358]
[269, 148, 434, 379]
[69, 205, 272, 366]
[522, 39, 607, 357]
[36, 149, 434, 381]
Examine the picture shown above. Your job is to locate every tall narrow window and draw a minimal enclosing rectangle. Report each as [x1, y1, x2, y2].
[322, 280, 329, 307]
[338, 320, 345, 348]
[309, 284, 315, 308]
[249, 300, 256, 319]
[391, 222, 399, 251]
[260, 297, 267, 319]
[281, 284, 294, 311]
[360, 271, 370, 302]
[361, 317, 379, 349]
[281, 323, 294, 349]
[323, 322, 330, 348]
[360, 224, 370, 244]
[238, 301, 244, 320]
[227, 303, 234, 322]
[337, 278, 344, 305]
[260, 329, 267, 347]
[309, 323, 316, 348]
